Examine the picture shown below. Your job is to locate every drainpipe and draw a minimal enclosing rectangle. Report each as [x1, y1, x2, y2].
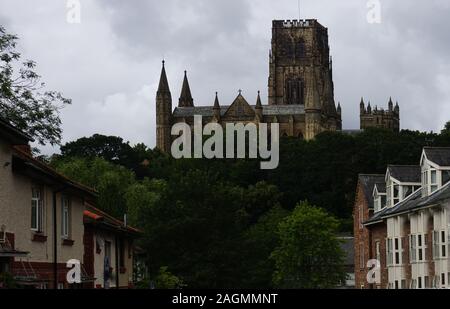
[53, 187, 66, 290]
[115, 235, 119, 289]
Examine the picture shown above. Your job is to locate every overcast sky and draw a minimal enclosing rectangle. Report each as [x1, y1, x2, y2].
[1, 0, 449, 153]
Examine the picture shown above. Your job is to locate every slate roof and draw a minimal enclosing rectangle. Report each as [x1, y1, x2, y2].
[424, 147, 450, 167]
[172, 105, 305, 118]
[374, 182, 386, 193]
[358, 174, 385, 210]
[388, 165, 421, 183]
[365, 183, 450, 224]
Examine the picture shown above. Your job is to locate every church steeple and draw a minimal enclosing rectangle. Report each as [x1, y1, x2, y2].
[157, 60, 171, 95]
[156, 60, 172, 153]
[178, 70, 194, 107]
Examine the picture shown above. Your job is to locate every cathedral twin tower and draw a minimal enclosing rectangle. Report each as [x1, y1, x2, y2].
[156, 19, 399, 152]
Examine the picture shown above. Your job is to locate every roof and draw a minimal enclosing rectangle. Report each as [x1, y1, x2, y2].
[0, 117, 34, 144]
[424, 147, 450, 167]
[388, 165, 421, 183]
[173, 104, 305, 118]
[358, 174, 385, 209]
[366, 183, 450, 224]
[84, 204, 142, 236]
[12, 146, 97, 200]
[374, 182, 386, 194]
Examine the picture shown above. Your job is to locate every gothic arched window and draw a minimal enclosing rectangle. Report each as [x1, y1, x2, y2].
[285, 78, 305, 105]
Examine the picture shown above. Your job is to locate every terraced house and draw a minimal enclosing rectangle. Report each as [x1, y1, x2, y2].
[0, 118, 141, 289]
[354, 147, 450, 289]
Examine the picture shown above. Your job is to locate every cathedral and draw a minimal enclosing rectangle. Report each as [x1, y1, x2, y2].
[155, 19, 399, 153]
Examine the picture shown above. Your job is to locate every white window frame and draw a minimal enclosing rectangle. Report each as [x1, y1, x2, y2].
[61, 196, 71, 239]
[386, 238, 393, 266]
[430, 169, 438, 193]
[433, 230, 447, 259]
[31, 187, 44, 232]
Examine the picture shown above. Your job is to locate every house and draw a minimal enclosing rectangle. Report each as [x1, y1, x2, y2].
[83, 205, 140, 289]
[0, 118, 141, 289]
[354, 147, 450, 289]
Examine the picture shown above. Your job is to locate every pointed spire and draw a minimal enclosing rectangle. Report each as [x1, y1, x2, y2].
[256, 91, 262, 109]
[388, 97, 393, 111]
[367, 101, 372, 113]
[178, 70, 194, 107]
[360, 97, 365, 105]
[157, 60, 170, 94]
[213, 92, 220, 109]
[337, 102, 341, 115]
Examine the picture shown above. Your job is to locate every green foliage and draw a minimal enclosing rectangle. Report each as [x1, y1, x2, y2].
[154, 266, 185, 289]
[0, 26, 71, 146]
[51, 125, 450, 288]
[53, 157, 135, 218]
[271, 201, 346, 288]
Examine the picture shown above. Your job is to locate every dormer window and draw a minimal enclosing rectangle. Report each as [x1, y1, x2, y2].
[442, 170, 450, 186]
[430, 169, 438, 193]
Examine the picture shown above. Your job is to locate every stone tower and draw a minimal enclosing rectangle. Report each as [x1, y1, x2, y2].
[156, 61, 172, 152]
[268, 20, 341, 139]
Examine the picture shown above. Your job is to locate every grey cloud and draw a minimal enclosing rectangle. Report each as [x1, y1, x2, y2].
[0, 0, 449, 155]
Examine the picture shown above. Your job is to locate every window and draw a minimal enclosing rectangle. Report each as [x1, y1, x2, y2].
[418, 277, 422, 289]
[381, 195, 387, 209]
[410, 234, 417, 263]
[443, 171, 450, 186]
[433, 230, 447, 259]
[394, 280, 399, 289]
[422, 170, 429, 196]
[394, 238, 402, 265]
[411, 234, 426, 262]
[442, 273, 446, 287]
[430, 170, 438, 193]
[402, 186, 413, 199]
[31, 187, 44, 232]
[393, 185, 400, 205]
[418, 234, 423, 261]
[61, 196, 71, 239]
[387, 238, 393, 266]
[375, 241, 381, 262]
[425, 276, 429, 289]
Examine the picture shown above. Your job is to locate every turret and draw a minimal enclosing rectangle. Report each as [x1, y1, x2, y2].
[156, 60, 172, 153]
[337, 102, 341, 115]
[213, 92, 221, 121]
[388, 97, 393, 112]
[367, 102, 372, 114]
[255, 91, 263, 120]
[360, 97, 365, 114]
[394, 101, 400, 114]
[178, 70, 194, 107]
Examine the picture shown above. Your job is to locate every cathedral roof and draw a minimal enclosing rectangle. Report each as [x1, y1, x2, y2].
[172, 104, 305, 118]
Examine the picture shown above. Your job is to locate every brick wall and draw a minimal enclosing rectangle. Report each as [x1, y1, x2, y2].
[354, 181, 371, 288]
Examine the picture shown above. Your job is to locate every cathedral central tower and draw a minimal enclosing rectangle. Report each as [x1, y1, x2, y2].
[268, 19, 341, 138]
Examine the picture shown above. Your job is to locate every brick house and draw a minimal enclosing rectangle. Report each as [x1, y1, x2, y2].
[0, 118, 141, 289]
[354, 148, 450, 289]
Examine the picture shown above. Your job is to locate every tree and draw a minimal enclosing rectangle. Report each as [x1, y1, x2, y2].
[271, 201, 346, 288]
[53, 157, 135, 218]
[0, 26, 71, 146]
